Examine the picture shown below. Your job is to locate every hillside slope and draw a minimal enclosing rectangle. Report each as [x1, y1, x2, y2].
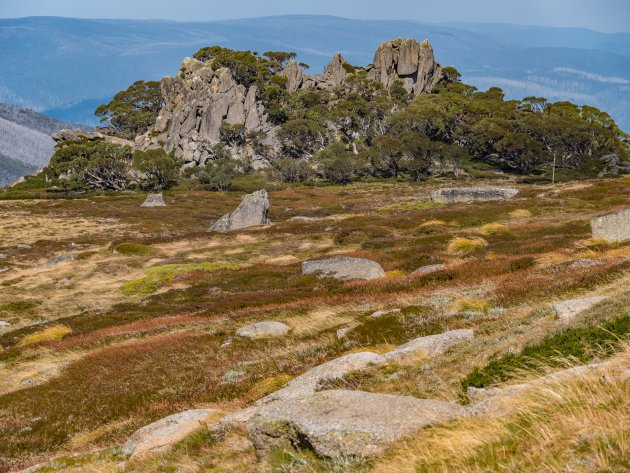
[0, 16, 629, 130]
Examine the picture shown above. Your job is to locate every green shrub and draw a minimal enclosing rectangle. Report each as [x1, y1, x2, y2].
[113, 243, 155, 256]
[461, 313, 630, 391]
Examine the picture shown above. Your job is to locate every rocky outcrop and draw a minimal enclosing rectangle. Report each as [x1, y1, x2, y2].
[302, 257, 385, 281]
[257, 352, 385, 405]
[366, 38, 442, 95]
[236, 321, 290, 339]
[248, 390, 465, 458]
[280, 60, 304, 92]
[52, 129, 134, 148]
[137, 58, 277, 169]
[140, 193, 166, 207]
[591, 208, 630, 242]
[122, 409, 220, 458]
[383, 329, 474, 361]
[430, 187, 519, 203]
[553, 296, 605, 323]
[209, 189, 270, 232]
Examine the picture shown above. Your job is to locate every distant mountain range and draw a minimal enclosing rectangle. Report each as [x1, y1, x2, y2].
[1, 15, 629, 131]
[0, 103, 82, 186]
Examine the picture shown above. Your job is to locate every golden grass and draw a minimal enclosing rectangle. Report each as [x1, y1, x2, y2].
[373, 351, 630, 473]
[378, 201, 444, 212]
[457, 298, 490, 314]
[246, 374, 292, 400]
[479, 223, 510, 236]
[447, 237, 488, 255]
[509, 209, 532, 218]
[419, 219, 447, 228]
[18, 325, 72, 347]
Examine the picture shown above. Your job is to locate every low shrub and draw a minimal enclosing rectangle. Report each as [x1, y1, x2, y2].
[480, 223, 510, 236]
[113, 242, 155, 256]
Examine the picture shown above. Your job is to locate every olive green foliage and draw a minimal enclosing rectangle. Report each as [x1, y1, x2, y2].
[198, 156, 239, 192]
[113, 242, 155, 256]
[271, 156, 313, 183]
[132, 148, 179, 190]
[94, 80, 163, 138]
[278, 119, 326, 158]
[47, 141, 133, 191]
[315, 142, 358, 184]
[461, 313, 630, 391]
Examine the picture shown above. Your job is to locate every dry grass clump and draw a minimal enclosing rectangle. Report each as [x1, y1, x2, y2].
[479, 223, 510, 236]
[378, 201, 443, 212]
[419, 220, 447, 228]
[17, 325, 72, 347]
[447, 237, 488, 255]
[509, 209, 532, 218]
[373, 352, 630, 473]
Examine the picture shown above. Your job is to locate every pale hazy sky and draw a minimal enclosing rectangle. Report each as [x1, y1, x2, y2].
[1, 0, 629, 33]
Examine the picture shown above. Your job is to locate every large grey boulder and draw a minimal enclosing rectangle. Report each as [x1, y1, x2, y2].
[302, 257, 385, 281]
[140, 193, 166, 207]
[430, 187, 519, 203]
[248, 390, 465, 458]
[591, 208, 630, 242]
[366, 39, 442, 95]
[553, 296, 605, 323]
[383, 329, 474, 361]
[122, 409, 220, 458]
[257, 352, 385, 405]
[209, 190, 270, 232]
[236, 321, 290, 339]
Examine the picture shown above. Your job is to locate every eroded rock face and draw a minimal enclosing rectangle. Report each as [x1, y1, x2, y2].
[137, 58, 277, 169]
[302, 257, 385, 281]
[591, 208, 630, 242]
[430, 187, 519, 203]
[248, 390, 465, 458]
[122, 409, 220, 458]
[140, 193, 166, 207]
[236, 321, 290, 339]
[209, 189, 270, 232]
[366, 38, 442, 94]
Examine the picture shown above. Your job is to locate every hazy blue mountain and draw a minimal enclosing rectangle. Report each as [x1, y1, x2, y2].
[0, 15, 629, 131]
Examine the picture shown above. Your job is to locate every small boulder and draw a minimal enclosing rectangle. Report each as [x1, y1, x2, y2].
[411, 263, 445, 275]
[209, 190, 271, 233]
[257, 352, 385, 405]
[430, 187, 518, 204]
[370, 308, 401, 318]
[236, 321, 290, 339]
[0, 321, 11, 327]
[383, 329, 474, 361]
[569, 258, 602, 269]
[553, 296, 605, 322]
[248, 390, 465, 458]
[591, 208, 630, 242]
[140, 193, 166, 207]
[39, 254, 77, 269]
[302, 257, 385, 281]
[122, 409, 220, 458]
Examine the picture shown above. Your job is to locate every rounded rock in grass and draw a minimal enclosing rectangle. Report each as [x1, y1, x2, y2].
[430, 187, 518, 204]
[235, 321, 290, 339]
[140, 193, 166, 207]
[411, 264, 445, 276]
[302, 257, 386, 281]
[590, 208, 630, 243]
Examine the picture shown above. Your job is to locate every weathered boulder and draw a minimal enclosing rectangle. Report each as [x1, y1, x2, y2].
[39, 254, 77, 269]
[248, 390, 465, 458]
[257, 352, 385, 405]
[323, 52, 351, 86]
[591, 208, 630, 242]
[383, 329, 474, 361]
[370, 308, 401, 318]
[140, 193, 166, 207]
[302, 257, 385, 281]
[52, 129, 134, 148]
[569, 258, 602, 269]
[0, 321, 11, 327]
[280, 60, 304, 92]
[553, 296, 605, 323]
[122, 409, 220, 458]
[366, 38, 442, 95]
[236, 321, 290, 339]
[430, 187, 519, 203]
[598, 153, 630, 177]
[209, 190, 270, 232]
[411, 263, 446, 275]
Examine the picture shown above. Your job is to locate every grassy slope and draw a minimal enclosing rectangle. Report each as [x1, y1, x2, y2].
[0, 176, 628, 472]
